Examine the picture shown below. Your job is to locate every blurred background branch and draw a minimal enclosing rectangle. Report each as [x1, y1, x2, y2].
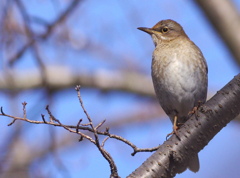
[0, 0, 239, 178]
[195, 0, 240, 65]
[0, 66, 155, 96]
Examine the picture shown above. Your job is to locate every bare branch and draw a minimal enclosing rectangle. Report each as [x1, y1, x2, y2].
[22, 101, 27, 119]
[75, 85, 119, 178]
[1, 107, 6, 115]
[7, 119, 17, 126]
[195, 0, 240, 65]
[96, 119, 106, 130]
[102, 137, 109, 147]
[0, 105, 169, 156]
[0, 67, 154, 97]
[128, 73, 240, 177]
[3, 73, 239, 177]
[41, 114, 46, 123]
[9, 0, 82, 65]
[76, 118, 82, 133]
[0, 85, 159, 177]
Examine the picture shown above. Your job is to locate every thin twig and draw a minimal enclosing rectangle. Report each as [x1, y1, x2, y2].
[7, 119, 16, 126]
[0, 109, 158, 155]
[76, 118, 82, 133]
[41, 114, 46, 123]
[75, 85, 119, 176]
[102, 137, 109, 147]
[75, 85, 93, 124]
[95, 119, 106, 130]
[1, 107, 6, 115]
[9, 0, 82, 65]
[22, 101, 27, 119]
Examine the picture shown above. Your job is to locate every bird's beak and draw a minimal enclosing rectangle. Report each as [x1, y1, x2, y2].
[137, 27, 155, 35]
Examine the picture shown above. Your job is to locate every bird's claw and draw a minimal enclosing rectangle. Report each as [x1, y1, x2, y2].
[188, 101, 204, 120]
[166, 124, 181, 140]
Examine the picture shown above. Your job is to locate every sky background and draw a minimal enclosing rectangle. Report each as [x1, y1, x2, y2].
[0, 0, 240, 178]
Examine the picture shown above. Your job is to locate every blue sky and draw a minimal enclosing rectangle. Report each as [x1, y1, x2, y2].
[0, 0, 240, 177]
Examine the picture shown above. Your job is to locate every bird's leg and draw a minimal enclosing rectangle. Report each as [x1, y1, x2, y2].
[173, 115, 178, 133]
[166, 116, 180, 140]
[188, 101, 203, 120]
[188, 106, 198, 119]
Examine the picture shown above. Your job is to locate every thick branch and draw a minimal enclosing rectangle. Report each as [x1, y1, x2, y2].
[128, 73, 240, 178]
[195, 0, 240, 65]
[0, 67, 154, 96]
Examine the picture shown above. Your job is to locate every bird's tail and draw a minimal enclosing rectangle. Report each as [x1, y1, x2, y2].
[188, 154, 200, 173]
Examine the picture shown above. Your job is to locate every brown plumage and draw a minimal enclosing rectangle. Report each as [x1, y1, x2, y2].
[138, 19, 208, 172]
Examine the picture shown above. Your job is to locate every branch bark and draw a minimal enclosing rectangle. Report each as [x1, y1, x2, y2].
[128, 73, 240, 178]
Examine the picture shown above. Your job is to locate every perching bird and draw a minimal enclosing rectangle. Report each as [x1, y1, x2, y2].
[138, 19, 208, 172]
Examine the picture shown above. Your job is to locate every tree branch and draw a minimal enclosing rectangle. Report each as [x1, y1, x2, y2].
[195, 0, 240, 65]
[127, 73, 240, 177]
[9, 0, 82, 65]
[0, 67, 155, 97]
[1, 73, 240, 177]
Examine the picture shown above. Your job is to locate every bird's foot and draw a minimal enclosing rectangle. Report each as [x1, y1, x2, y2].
[166, 123, 180, 140]
[188, 101, 203, 120]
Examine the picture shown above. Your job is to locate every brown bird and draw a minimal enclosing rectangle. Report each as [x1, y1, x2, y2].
[138, 19, 208, 172]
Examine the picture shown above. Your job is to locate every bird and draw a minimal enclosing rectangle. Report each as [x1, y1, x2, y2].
[138, 19, 208, 173]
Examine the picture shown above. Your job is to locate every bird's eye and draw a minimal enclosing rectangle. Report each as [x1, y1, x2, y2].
[162, 27, 169, 33]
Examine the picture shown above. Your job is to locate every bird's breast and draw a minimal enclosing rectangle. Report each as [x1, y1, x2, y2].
[151, 46, 207, 121]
